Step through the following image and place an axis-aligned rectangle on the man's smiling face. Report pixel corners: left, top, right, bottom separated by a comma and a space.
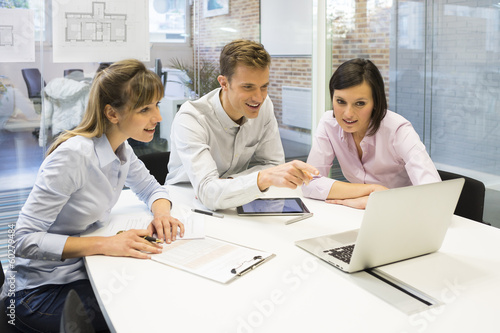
218, 64, 270, 123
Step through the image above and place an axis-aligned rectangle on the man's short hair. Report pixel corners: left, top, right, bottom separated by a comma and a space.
220, 39, 271, 82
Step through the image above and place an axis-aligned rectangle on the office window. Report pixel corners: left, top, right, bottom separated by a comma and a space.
150, 0, 189, 43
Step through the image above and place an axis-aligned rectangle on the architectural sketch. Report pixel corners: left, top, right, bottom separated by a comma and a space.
52, 0, 148, 63
65, 2, 127, 43
0, 9, 35, 62
0, 26, 14, 47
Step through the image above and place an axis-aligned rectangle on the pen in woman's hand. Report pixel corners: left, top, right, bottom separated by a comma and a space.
143, 235, 163, 243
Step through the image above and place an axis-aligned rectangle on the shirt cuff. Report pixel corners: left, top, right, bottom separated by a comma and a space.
39, 233, 69, 261
239, 171, 266, 198
302, 176, 336, 201
147, 190, 171, 210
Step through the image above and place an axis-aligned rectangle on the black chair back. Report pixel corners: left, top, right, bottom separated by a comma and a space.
138, 152, 170, 185
60, 289, 95, 333
64, 69, 84, 78
21, 68, 46, 99
438, 170, 486, 224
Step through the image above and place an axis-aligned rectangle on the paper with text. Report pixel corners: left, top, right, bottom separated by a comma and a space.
151, 237, 274, 283
107, 208, 205, 240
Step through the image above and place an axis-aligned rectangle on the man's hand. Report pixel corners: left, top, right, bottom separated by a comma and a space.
257, 160, 319, 191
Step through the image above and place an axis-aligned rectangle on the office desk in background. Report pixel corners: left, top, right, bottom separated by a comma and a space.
84, 184, 500, 333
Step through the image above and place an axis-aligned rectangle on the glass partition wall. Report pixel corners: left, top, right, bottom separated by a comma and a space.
325, 0, 500, 226
191, 0, 314, 162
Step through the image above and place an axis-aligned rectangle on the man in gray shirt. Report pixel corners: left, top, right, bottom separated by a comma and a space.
166, 39, 318, 210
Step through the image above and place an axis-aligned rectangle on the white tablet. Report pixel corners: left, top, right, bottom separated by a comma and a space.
236, 198, 310, 216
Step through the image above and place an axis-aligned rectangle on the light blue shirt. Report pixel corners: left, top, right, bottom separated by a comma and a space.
1, 134, 170, 297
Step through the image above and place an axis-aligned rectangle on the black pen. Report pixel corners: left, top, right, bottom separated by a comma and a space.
144, 235, 163, 243
191, 208, 224, 218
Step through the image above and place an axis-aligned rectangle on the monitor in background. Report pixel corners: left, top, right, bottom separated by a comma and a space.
155, 58, 167, 86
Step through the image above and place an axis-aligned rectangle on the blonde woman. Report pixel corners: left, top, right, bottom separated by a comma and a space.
1, 59, 184, 332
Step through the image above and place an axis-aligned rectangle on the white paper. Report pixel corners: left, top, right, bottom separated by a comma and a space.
0, 9, 35, 62
51, 0, 149, 62
151, 237, 274, 284
106, 209, 205, 240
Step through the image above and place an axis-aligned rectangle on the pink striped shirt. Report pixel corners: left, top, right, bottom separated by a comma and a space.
302, 110, 441, 200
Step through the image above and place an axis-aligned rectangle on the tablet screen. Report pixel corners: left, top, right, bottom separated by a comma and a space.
237, 198, 310, 216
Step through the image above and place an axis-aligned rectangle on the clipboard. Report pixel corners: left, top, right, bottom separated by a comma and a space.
151, 237, 275, 283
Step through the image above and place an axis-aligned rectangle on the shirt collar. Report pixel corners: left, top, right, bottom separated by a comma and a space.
210, 88, 247, 132
94, 134, 127, 168
337, 119, 376, 147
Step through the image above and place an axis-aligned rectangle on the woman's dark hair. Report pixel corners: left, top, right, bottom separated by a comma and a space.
329, 58, 387, 135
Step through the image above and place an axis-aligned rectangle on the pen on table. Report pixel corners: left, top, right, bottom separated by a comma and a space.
191, 208, 224, 218
285, 213, 313, 225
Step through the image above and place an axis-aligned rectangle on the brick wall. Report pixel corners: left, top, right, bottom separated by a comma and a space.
330, 2, 392, 106
191, 0, 313, 130
192, 0, 392, 133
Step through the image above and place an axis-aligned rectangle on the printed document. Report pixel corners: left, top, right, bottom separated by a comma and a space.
151, 237, 274, 283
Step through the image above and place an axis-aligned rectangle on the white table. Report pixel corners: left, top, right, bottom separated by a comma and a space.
84, 184, 500, 332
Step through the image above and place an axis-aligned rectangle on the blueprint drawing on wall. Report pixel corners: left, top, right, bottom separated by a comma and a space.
52, 0, 149, 63
0, 9, 35, 62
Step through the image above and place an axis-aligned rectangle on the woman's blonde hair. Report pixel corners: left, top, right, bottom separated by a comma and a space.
47, 59, 164, 155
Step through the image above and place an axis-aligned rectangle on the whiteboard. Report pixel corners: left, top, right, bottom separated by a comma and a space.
260, 0, 312, 56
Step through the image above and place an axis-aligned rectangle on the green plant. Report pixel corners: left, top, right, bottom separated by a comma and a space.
169, 57, 220, 98
0, 81, 7, 106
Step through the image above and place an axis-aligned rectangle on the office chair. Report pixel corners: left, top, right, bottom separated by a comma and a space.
138, 151, 170, 185
438, 170, 487, 224
63, 69, 84, 78
96, 62, 113, 73
21, 68, 46, 115
60, 289, 95, 333
0, 261, 21, 332
21, 68, 45, 101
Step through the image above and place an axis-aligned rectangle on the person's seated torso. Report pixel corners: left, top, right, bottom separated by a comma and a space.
166, 88, 278, 185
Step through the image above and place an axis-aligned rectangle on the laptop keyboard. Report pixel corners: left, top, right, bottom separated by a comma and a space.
323, 244, 355, 264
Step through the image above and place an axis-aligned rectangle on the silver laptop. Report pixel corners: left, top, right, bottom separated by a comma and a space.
295, 178, 464, 273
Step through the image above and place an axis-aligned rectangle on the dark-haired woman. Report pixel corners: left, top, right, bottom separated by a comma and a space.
303, 58, 440, 209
